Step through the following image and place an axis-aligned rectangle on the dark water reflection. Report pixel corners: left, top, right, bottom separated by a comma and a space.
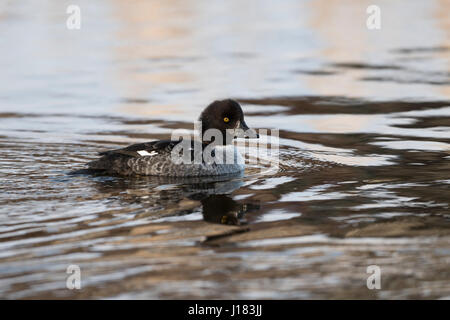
201, 195, 253, 226
0, 0, 449, 299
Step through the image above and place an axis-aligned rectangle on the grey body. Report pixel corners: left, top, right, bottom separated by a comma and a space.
87, 140, 245, 177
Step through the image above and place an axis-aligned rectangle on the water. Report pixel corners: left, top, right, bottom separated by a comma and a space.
0, 0, 449, 299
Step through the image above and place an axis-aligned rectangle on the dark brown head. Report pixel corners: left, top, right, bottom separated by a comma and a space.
199, 99, 258, 144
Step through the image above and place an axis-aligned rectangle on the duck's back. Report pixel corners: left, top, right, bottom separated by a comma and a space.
88, 140, 245, 177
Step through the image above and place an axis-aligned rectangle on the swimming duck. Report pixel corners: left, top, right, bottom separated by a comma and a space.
87, 99, 258, 176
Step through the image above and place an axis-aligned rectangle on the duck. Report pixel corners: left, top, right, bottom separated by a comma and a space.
87, 99, 259, 176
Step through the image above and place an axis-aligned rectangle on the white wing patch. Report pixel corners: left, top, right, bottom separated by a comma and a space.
137, 150, 158, 157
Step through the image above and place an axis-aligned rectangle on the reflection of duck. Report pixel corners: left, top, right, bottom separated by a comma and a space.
87, 99, 258, 176
201, 194, 259, 226
91, 171, 245, 198
77, 172, 259, 225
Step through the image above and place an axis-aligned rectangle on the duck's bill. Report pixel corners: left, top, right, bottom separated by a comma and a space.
234, 121, 259, 139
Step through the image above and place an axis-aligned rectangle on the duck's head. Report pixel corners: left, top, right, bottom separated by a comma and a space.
199, 99, 259, 144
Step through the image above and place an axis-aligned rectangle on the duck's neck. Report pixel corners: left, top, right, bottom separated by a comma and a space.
199, 131, 234, 147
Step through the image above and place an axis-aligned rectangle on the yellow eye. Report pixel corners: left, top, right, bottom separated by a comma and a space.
223, 117, 230, 123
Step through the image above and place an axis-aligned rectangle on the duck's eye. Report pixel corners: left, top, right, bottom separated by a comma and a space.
223, 117, 230, 123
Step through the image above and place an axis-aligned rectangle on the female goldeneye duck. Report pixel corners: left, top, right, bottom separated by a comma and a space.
87, 99, 259, 177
